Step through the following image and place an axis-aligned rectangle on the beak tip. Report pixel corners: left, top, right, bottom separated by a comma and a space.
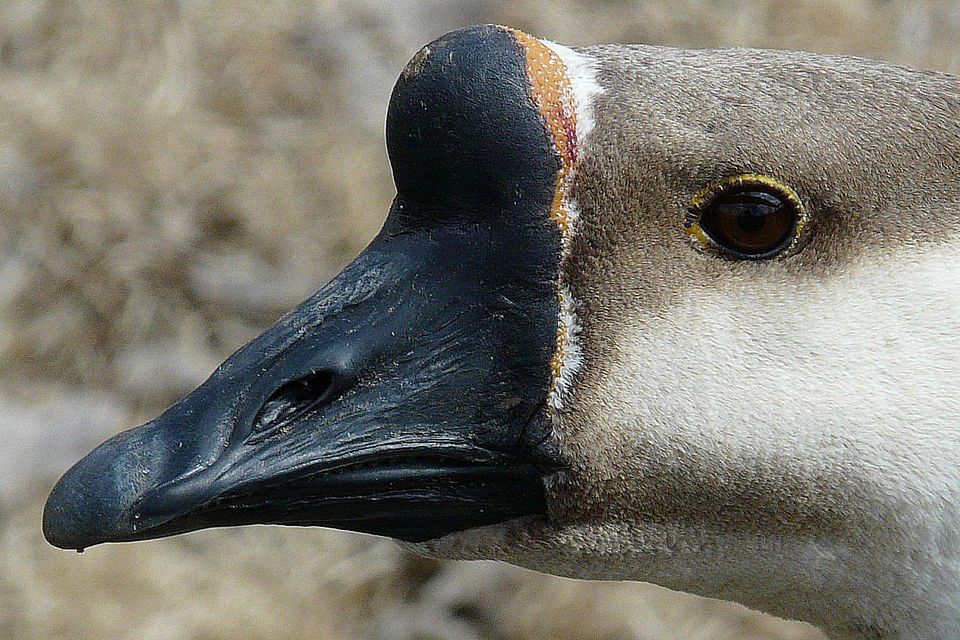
42, 472, 101, 550
41, 428, 148, 551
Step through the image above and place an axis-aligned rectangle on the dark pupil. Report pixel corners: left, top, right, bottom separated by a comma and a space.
700, 190, 795, 257
731, 209, 766, 233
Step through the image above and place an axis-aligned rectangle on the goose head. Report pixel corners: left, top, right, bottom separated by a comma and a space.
44, 25, 959, 639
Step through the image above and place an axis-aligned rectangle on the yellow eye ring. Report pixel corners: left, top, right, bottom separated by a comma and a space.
684, 174, 808, 260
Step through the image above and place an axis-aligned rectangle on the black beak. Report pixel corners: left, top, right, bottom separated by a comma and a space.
43, 229, 555, 549
44, 25, 564, 550
42, 413, 547, 547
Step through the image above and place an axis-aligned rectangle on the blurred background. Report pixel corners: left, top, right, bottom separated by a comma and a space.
1, 1, 957, 639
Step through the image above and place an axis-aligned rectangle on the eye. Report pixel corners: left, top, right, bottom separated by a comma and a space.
701, 190, 795, 257
686, 175, 805, 259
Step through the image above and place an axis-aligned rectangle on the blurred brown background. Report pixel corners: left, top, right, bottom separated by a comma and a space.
1, 1, 957, 639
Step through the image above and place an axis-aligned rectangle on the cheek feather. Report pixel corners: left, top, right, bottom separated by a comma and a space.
549, 286, 584, 411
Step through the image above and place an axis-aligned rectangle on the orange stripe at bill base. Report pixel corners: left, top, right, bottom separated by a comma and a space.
509, 29, 580, 241
507, 28, 585, 411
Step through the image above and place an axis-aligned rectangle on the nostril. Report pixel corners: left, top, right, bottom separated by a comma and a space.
252, 370, 335, 438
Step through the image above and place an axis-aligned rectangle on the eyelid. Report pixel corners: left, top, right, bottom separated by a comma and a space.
683, 173, 809, 259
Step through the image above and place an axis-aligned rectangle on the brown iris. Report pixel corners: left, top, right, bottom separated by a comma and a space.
698, 189, 798, 258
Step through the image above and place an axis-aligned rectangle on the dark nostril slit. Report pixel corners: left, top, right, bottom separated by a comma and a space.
252, 370, 334, 436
